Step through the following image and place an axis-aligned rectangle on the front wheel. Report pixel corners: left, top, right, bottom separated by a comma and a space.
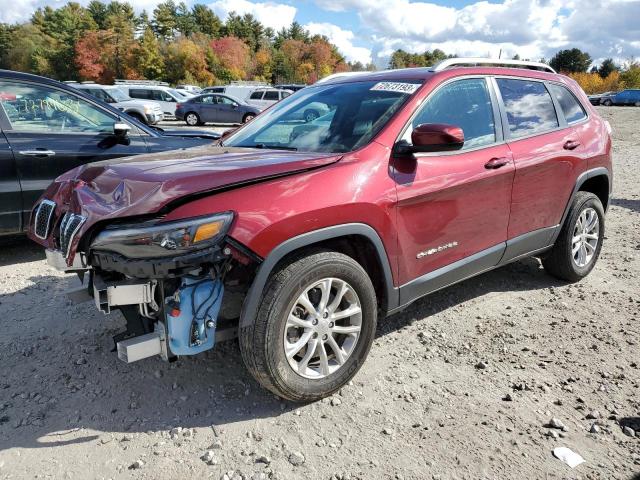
239, 251, 377, 402
243, 113, 255, 123
602, 99, 613, 106
542, 192, 605, 282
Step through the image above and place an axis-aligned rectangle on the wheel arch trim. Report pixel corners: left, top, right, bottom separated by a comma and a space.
238, 223, 399, 328
551, 166, 610, 244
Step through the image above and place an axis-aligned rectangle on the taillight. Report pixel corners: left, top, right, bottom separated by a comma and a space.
176, 103, 182, 109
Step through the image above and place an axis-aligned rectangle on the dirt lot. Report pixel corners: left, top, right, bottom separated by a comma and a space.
0, 107, 638, 480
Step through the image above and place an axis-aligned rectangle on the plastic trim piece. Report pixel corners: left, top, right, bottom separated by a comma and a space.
239, 223, 398, 327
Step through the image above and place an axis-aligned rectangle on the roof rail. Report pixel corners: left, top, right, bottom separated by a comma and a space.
432, 57, 556, 73
114, 79, 170, 86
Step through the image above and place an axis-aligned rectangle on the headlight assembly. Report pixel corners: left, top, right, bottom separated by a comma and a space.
91, 212, 233, 259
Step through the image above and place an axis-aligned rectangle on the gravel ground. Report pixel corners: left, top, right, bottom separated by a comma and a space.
0, 107, 638, 480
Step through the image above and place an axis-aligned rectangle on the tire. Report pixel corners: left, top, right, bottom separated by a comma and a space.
602, 99, 612, 106
635, 101, 640, 107
239, 251, 377, 402
303, 109, 319, 123
185, 112, 201, 126
542, 191, 605, 282
243, 113, 256, 123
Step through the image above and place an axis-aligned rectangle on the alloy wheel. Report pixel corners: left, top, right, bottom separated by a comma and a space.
284, 277, 362, 379
186, 113, 198, 126
572, 207, 600, 268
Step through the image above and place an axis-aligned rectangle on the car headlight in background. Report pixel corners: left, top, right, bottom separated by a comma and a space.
91, 212, 234, 258
143, 105, 156, 115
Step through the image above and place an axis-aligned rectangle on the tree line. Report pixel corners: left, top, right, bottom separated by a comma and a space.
388, 47, 640, 94
0, 1, 374, 86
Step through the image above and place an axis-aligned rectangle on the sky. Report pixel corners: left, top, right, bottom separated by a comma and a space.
2, 0, 640, 67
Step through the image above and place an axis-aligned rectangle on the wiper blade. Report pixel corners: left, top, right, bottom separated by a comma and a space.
248, 143, 298, 151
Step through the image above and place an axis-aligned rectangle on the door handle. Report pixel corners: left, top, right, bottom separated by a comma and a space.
563, 140, 580, 150
484, 157, 510, 169
19, 149, 56, 157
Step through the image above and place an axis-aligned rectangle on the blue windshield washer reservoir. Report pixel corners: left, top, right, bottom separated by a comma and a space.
166, 276, 223, 355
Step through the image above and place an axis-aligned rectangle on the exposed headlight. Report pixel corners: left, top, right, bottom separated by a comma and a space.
91, 212, 233, 259
143, 105, 155, 114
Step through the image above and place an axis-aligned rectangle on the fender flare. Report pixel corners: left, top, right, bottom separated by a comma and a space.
551, 166, 610, 243
238, 223, 399, 328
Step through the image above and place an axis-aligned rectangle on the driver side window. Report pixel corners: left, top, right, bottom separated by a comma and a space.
0, 81, 116, 134
404, 78, 496, 150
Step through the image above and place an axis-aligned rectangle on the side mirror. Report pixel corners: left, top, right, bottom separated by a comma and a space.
395, 123, 464, 155
114, 122, 131, 137
113, 122, 131, 145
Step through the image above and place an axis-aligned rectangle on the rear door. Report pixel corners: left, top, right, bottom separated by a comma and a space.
495, 77, 587, 250
0, 79, 148, 226
196, 95, 220, 122
247, 90, 265, 109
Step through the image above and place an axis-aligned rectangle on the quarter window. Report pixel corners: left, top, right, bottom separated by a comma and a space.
496, 78, 559, 138
547, 84, 586, 124
405, 78, 496, 150
0, 81, 116, 133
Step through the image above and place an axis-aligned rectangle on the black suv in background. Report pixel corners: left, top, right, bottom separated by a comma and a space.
0, 70, 220, 237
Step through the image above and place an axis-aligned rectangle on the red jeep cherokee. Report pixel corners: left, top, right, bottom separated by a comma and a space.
29, 59, 612, 402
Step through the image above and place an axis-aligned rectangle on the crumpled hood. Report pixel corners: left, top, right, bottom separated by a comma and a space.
29, 144, 341, 261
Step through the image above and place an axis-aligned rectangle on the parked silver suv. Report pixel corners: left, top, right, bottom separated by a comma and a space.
68, 83, 164, 125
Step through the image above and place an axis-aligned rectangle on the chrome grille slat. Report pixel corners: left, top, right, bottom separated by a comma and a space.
34, 200, 56, 239
59, 212, 86, 259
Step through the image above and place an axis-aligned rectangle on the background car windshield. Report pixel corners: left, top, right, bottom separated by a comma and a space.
224, 80, 422, 153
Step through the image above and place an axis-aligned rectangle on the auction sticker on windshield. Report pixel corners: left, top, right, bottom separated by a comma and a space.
370, 82, 420, 94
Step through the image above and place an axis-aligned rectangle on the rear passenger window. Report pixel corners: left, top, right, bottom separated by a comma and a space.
129, 89, 151, 100
496, 78, 558, 138
406, 78, 496, 150
250, 91, 263, 100
264, 90, 279, 101
547, 84, 587, 124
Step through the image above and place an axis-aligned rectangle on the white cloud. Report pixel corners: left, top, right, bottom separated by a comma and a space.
0, 0, 40, 23
305, 22, 372, 65
315, 0, 640, 66
209, 0, 297, 32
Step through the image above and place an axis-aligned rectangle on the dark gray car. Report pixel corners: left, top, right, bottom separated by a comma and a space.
175, 94, 261, 125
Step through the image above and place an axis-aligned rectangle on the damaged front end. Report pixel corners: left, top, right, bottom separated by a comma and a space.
33, 196, 259, 364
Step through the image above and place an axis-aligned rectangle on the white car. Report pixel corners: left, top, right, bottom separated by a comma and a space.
246, 88, 293, 110
68, 83, 164, 125
119, 85, 185, 119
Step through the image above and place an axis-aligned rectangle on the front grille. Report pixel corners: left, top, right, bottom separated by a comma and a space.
59, 212, 86, 258
34, 200, 56, 239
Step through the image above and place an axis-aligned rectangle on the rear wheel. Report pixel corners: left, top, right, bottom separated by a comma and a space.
239, 251, 377, 402
635, 101, 640, 107
542, 192, 604, 282
602, 99, 613, 106
243, 113, 256, 123
185, 112, 201, 126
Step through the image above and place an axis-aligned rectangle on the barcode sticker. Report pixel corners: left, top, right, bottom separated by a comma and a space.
370, 82, 420, 94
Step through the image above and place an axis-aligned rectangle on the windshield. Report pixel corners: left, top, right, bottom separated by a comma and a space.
170, 89, 186, 99
107, 87, 130, 102
224, 80, 422, 153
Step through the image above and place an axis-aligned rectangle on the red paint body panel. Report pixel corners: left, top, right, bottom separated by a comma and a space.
391, 144, 514, 283
28, 66, 612, 290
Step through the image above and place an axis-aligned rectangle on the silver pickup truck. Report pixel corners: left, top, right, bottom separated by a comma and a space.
67, 83, 164, 125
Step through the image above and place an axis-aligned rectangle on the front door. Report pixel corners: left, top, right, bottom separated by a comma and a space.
0, 80, 148, 226
0, 129, 21, 234
215, 95, 241, 123
391, 77, 514, 297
